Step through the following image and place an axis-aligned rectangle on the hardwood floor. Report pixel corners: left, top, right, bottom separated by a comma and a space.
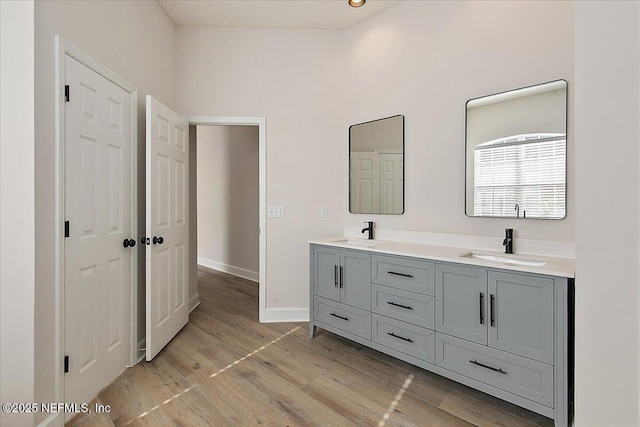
68, 267, 553, 427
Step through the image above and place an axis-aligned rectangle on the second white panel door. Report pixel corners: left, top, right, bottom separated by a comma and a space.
145, 95, 189, 361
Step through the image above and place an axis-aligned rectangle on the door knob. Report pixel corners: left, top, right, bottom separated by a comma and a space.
122, 238, 136, 248
152, 236, 164, 245
140, 236, 150, 245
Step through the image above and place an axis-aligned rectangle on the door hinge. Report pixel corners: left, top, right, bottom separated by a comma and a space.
64, 355, 69, 373
64, 85, 70, 102
64, 221, 70, 238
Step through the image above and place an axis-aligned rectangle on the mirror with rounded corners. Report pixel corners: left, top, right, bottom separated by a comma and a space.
349, 115, 404, 214
465, 80, 567, 219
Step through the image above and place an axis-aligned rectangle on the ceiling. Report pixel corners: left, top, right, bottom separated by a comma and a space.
158, 0, 402, 30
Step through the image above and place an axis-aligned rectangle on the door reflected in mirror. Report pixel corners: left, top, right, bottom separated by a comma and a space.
465, 80, 567, 219
350, 115, 404, 215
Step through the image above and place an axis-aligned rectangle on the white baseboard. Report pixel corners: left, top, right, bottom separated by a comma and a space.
189, 293, 200, 313
264, 307, 309, 323
136, 337, 146, 364
198, 257, 259, 282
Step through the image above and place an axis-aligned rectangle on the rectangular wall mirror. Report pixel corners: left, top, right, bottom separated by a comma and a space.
350, 115, 404, 214
465, 80, 567, 219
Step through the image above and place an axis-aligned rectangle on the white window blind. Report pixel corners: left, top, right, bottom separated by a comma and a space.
473, 133, 566, 218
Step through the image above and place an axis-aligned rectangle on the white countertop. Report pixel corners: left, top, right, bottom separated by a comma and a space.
309, 236, 575, 278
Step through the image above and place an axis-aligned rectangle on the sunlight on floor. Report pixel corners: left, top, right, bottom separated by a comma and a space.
377, 373, 414, 427
209, 326, 300, 379
124, 326, 300, 424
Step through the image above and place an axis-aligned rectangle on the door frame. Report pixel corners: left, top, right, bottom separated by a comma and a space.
188, 116, 267, 322
53, 35, 138, 418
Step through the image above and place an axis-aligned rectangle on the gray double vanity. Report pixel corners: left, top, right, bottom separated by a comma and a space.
310, 80, 573, 426
309, 239, 573, 426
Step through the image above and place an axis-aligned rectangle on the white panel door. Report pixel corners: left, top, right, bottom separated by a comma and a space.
379, 152, 403, 214
350, 152, 379, 213
64, 55, 133, 415
146, 95, 189, 361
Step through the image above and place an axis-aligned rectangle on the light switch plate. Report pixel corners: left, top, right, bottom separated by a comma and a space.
268, 206, 285, 218
319, 206, 328, 218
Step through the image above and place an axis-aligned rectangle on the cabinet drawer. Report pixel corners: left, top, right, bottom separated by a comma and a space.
314, 297, 371, 340
372, 314, 435, 363
372, 284, 434, 329
435, 333, 554, 408
372, 255, 435, 295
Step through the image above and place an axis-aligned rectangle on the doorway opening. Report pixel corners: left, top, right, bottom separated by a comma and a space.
189, 117, 266, 322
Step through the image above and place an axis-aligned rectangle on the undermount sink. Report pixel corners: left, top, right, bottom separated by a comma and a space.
336, 238, 382, 248
462, 253, 546, 267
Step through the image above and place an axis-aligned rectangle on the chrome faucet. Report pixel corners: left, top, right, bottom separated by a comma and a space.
515, 204, 520, 218
503, 228, 513, 254
361, 221, 374, 240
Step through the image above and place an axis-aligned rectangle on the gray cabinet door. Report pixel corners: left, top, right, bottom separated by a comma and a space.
488, 271, 554, 364
340, 249, 371, 310
435, 264, 488, 345
313, 246, 340, 302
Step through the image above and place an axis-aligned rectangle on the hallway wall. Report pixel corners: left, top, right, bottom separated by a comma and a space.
197, 125, 260, 281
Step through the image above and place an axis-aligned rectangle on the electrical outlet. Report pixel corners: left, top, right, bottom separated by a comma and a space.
268, 206, 285, 218
319, 206, 328, 218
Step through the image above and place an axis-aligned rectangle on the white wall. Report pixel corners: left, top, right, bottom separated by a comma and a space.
176, 1, 574, 315
343, 1, 574, 243
0, 2, 35, 426
350, 115, 403, 152
197, 126, 260, 281
574, 1, 640, 425
176, 27, 345, 314
34, 0, 175, 423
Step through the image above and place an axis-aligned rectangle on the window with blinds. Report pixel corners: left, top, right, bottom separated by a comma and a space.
473, 133, 566, 219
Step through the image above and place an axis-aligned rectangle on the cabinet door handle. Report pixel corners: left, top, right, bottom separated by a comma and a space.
339, 266, 343, 288
330, 312, 348, 321
387, 271, 413, 278
479, 292, 484, 324
334, 265, 338, 287
470, 360, 507, 374
387, 301, 413, 310
387, 332, 413, 343
490, 294, 495, 327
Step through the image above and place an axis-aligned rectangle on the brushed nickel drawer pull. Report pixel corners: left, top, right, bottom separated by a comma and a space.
470, 360, 507, 374
387, 332, 413, 343
387, 271, 413, 278
387, 301, 413, 310
330, 313, 348, 321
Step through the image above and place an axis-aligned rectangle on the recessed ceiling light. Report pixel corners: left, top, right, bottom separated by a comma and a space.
348, 0, 366, 8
